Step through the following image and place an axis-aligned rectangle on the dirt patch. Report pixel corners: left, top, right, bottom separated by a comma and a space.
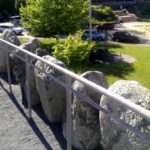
113, 53, 137, 63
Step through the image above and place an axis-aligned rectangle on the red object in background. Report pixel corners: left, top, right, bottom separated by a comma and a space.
95, 23, 115, 30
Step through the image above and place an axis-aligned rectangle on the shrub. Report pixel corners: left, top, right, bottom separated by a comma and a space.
92, 6, 117, 24
52, 34, 94, 66
39, 38, 65, 55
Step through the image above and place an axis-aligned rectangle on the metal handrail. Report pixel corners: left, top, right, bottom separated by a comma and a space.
0, 38, 150, 149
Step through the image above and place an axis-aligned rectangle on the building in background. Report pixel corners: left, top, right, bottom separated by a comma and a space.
92, 0, 145, 6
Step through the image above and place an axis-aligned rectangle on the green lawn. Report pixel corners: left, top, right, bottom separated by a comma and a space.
111, 43, 150, 89
80, 42, 150, 89
19, 37, 30, 44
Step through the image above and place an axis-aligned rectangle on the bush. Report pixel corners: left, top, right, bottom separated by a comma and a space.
92, 6, 117, 24
39, 38, 65, 55
52, 34, 94, 66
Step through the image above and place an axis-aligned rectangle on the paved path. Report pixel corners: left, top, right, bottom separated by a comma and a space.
0, 73, 66, 150
122, 22, 150, 36
114, 22, 150, 44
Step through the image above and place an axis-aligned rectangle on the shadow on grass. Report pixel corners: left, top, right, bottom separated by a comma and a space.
69, 41, 134, 79
71, 61, 135, 79
94, 41, 123, 49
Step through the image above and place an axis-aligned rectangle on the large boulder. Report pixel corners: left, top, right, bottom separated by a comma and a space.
24, 66, 41, 106
1, 29, 20, 46
100, 80, 150, 150
0, 30, 20, 72
10, 38, 41, 85
10, 50, 26, 86
63, 71, 108, 150
24, 48, 49, 106
10, 39, 42, 106
35, 48, 49, 57
0, 47, 8, 72
20, 38, 40, 53
35, 55, 67, 122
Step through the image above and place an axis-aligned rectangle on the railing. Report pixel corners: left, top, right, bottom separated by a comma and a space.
0, 38, 150, 149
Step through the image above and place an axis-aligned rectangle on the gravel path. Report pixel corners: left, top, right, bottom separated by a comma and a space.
0, 73, 66, 150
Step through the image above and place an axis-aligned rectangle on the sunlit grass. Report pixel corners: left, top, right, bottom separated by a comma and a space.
19, 37, 30, 44
103, 43, 150, 88
68, 42, 150, 89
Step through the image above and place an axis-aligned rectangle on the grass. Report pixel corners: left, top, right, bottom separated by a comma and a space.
67, 42, 150, 89
108, 43, 150, 89
39, 38, 66, 55
19, 37, 30, 44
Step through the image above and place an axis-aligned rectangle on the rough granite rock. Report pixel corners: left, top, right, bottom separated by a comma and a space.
24, 48, 49, 106
10, 38, 42, 105
100, 80, 150, 150
0, 30, 20, 72
63, 71, 108, 150
35, 48, 49, 57
24, 66, 41, 106
1, 29, 20, 46
10, 38, 41, 86
0, 47, 8, 72
20, 38, 40, 53
35, 55, 67, 122
10, 50, 26, 86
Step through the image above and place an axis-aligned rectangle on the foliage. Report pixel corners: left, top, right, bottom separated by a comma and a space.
20, 0, 88, 36
15, 0, 26, 11
137, 2, 150, 19
19, 37, 30, 44
39, 38, 65, 55
52, 34, 94, 66
92, 6, 117, 24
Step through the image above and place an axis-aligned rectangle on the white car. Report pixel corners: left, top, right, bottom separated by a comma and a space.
0, 22, 23, 35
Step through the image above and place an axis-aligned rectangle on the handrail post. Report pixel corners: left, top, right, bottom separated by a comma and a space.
6, 51, 12, 93
66, 75, 72, 150
41, 61, 44, 71
25, 54, 32, 118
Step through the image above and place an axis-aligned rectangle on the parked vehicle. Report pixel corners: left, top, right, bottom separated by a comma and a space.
0, 22, 23, 35
9, 15, 21, 26
9, 15, 21, 21
94, 23, 115, 30
82, 30, 106, 41
111, 31, 139, 43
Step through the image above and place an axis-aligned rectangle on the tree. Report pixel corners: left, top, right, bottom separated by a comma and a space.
20, 0, 88, 36
92, 6, 117, 24
15, 0, 26, 10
